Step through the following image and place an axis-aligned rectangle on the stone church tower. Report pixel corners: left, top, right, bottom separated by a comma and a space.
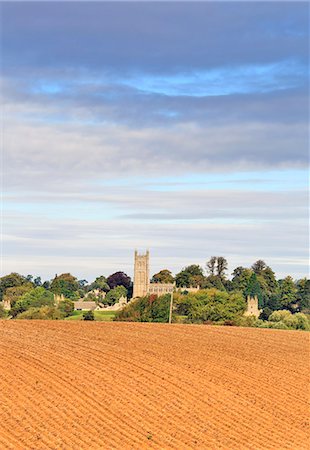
244, 295, 261, 318
133, 250, 150, 298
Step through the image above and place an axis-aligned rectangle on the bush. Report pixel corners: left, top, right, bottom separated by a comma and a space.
58, 299, 74, 317
267, 310, 309, 330
237, 315, 260, 328
177, 289, 246, 324
269, 310, 292, 322
16, 306, 63, 320
114, 294, 171, 323
105, 285, 127, 306
11, 287, 54, 317
294, 313, 310, 331
259, 307, 273, 321
269, 321, 289, 330
0, 303, 7, 319
83, 310, 94, 321
282, 314, 299, 329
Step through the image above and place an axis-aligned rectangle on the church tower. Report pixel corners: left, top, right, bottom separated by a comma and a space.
244, 295, 261, 318
133, 250, 150, 298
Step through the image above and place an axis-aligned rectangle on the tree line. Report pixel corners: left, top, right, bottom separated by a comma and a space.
0, 257, 309, 321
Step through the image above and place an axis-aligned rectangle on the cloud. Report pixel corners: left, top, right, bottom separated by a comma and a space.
1, 1, 309, 280
2, 2, 308, 73
3, 115, 308, 192
3, 211, 308, 281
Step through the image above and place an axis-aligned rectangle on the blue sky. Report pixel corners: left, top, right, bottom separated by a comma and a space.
1, 1, 309, 281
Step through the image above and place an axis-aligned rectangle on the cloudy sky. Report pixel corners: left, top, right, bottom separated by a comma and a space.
1, 1, 309, 282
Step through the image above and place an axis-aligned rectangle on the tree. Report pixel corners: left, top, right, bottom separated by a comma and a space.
259, 307, 273, 321
279, 276, 297, 310
151, 269, 174, 284
174, 289, 245, 323
244, 273, 263, 307
203, 275, 226, 291
114, 294, 172, 323
107, 272, 131, 290
83, 310, 94, 321
206, 256, 228, 279
175, 265, 204, 288
261, 267, 278, 294
0, 273, 28, 301
34, 277, 42, 287
50, 273, 79, 299
216, 257, 228, 280
105, 286, 127, 306
58, 299, 74, 317
89, 275, 110, 292
42, 280, 50, 289
231, 267, 252, 292
11, 287, 54, 318
296, 278, 310, 311
206, 257, 217, 276
252, 260, 267, 275
2, 283, 33, 308
78, 279, 88, 289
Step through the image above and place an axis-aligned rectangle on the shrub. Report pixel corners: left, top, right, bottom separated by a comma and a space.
16, 306, 63, 320
105, 285, 127, 306
114, 294, 172, 323
83, 310, 95, 321
256, 320, 271, 328
294, 313, 310, 331
11, 287, 54, 318
0, 303, 7, 319
58, 299, 74, 317
259, 307, 273, 321
282, 314, 299, 329
269, 321, 289, 330
183, 289, 246, 323
269, 310, 292, 322
267, 310, 309, 330
237, 315, 260, 328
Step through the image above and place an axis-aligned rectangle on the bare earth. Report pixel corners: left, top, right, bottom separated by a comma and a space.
0, 322, 309, 450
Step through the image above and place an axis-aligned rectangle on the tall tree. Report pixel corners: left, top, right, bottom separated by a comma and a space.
244, 273, 263, 307
0, 273, 28, 301
50, 273, 79, 299
2, 283, 33, 308
231, 267, 252, 292
279, 276, 297, 310
251, 260, 267, 275
107, 272, 131, 290
296, 278, 310, 310
151, 269, 174, 284
175, 265, 204, 288
34, 277, 42, 287
206, 257, 217, 276
216, 257, 228, 279
89, 275, 110, 292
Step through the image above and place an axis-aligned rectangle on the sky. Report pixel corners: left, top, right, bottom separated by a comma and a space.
1, 1, 309, 282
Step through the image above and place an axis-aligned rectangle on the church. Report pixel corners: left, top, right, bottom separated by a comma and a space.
133, 250, 175, 298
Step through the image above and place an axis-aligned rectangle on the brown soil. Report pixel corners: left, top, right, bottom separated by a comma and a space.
0, 321, 309, 449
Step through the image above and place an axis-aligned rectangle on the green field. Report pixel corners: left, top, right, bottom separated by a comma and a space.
65, 310, 116, 321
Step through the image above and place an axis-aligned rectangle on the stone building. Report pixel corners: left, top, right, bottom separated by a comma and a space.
133, 250, 175, 298
244, 295, 261, 318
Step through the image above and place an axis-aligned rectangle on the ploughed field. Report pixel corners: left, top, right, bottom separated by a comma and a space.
0, 322, 309, 450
